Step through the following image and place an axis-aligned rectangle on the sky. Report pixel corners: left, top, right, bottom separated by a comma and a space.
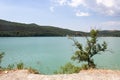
0, 0, 120, 32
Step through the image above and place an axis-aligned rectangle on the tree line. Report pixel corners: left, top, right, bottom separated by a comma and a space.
0, 19, 120, 37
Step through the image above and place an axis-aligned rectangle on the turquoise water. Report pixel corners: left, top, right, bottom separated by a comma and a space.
0, 37, 120, 74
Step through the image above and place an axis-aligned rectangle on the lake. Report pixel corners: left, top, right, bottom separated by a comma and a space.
0, 37, 120, 74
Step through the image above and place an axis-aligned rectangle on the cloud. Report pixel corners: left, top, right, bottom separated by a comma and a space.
93, 0, 120, 16
76, 11, 90, 16
50, 6, 54, 12
68, 0, 86, 7
53, 0, 68, 6
96, 0, 115, 7
51, 0, 120, 16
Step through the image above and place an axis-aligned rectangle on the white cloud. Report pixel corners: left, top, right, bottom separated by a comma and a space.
106, 10, 114, 16
76, 11, 90, 16
58, 0, 67, 5
94, 0, 119, 16
96, 0, 115, 7
68, 0, 86, 7
88, 0, 120, 16
51, 0, 120, 16
50, 6, 54, 12
53, 0, 68, 6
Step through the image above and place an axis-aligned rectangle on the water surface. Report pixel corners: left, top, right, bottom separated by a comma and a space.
0, 37, 120, 74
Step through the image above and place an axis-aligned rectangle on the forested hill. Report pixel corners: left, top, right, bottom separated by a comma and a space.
98, 30, 120, 37
0, 19, 120, 37
0, 19, 85, 37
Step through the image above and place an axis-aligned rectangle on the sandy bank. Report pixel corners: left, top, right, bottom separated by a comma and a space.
0, 69, 120, 80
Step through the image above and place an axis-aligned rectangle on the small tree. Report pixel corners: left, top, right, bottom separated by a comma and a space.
71, 29, 107, 68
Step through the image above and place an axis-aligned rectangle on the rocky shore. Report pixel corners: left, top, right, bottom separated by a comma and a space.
0, 69, 120, 80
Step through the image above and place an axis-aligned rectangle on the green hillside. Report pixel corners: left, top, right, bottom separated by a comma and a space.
98, 30, 120, 37
0, 19, 85, 37
0, 19, 120, 37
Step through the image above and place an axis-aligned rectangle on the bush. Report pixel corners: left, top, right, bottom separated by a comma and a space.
27, 67, 39, 74
54, 62, 81, 74
0, 52, 39, 74
80, 64, 89, 70
6, 64, 15, 70
0, 52, 4, 68
16, 62, 24, 69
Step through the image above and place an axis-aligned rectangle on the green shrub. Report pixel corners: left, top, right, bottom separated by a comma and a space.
54, 62, 81, 74
0, 52, 4, 68
6, 64, 15, 70
0, 52, 39, 74
80, 64, 89, 70
27, 67, 39, 74
16, 62, 24, 69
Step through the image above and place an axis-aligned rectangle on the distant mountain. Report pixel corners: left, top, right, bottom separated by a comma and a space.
0, 19, 85, 37
98, 30, 120, 37
0, 19, 120, 37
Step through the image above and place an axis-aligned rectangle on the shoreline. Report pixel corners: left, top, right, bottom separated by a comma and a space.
0, 69, 120, 80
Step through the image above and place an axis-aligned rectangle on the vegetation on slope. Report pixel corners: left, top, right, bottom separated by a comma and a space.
0, 52, 39, 74
0, 19, 120, 37
0, 19, 85, 37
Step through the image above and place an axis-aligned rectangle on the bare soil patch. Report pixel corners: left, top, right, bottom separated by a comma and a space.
0, 69, 120, 80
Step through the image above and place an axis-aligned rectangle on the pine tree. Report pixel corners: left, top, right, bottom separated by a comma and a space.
71, 29, 107, 68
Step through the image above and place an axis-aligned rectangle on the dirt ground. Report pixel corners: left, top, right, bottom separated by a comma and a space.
0, 69, 120, 80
